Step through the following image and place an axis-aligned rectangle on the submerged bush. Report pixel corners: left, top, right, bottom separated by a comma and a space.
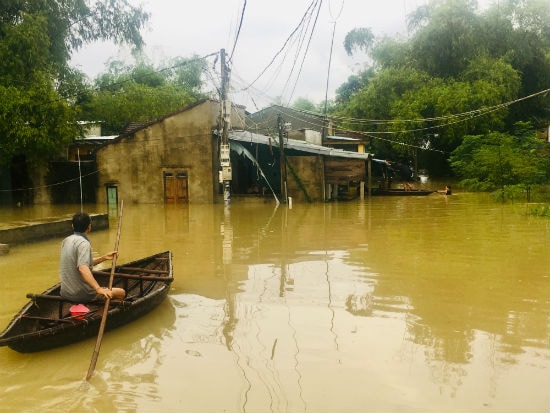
528, 204, 550, 218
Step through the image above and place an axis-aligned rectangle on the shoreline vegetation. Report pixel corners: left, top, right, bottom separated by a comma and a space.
527, 203, 550, 217
488, 184, 550, 217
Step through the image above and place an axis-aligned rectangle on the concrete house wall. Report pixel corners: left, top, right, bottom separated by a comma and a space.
286, 155, 324, 202
95, 100, 243, 204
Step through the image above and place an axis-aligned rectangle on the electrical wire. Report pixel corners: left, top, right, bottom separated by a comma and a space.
2, 3, 549, 175
228, 0, 247, 62
323, 0, 344, 114
239, 0, 320, 92
6, 84, 547, 193
283, 0, 324, 106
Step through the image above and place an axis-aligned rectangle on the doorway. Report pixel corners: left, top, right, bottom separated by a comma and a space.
164, 170, 188, 204
105, 184, 118, 216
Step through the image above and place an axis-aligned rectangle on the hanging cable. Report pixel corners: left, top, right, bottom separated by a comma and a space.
284, 0, 324, 105
323, 0, 344, 115
228, 0, 247, 62
240, 0, 320, 92
323, 21, 336, 117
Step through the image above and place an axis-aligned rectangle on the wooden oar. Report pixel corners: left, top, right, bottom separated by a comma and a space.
86, 200, 124, 381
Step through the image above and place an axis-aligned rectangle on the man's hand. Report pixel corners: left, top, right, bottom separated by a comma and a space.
93, 251, 118, 265
103, 251, 118, 261
96, 287, 113, 299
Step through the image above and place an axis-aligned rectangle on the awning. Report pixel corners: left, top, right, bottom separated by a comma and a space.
229, 130, 377, 160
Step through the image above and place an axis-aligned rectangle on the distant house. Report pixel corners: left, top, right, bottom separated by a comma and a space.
243, 105, 375, 201
69, 136, 118, 161
229, 129, 372, 202
246, 104, 371, 150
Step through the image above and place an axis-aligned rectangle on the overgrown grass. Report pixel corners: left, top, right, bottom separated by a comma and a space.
484, 184, 549, 204
459, 181, 550, 217
528, 204, 550, 217
495, 184, 550, 217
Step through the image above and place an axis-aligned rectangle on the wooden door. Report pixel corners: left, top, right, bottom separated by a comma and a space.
164, 172, 176, 203
175, 172, 188, 203
164, 171, 188, 204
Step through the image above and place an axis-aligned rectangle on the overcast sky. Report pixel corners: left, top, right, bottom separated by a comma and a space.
71, 0, 493, 110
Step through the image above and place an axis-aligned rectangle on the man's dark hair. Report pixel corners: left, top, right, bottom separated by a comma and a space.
72, 212, 91, 232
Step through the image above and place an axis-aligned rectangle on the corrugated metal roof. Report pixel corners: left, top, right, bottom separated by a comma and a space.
325, 135, 360, 141
229, 130, 373, 160
80, 136, 118, 140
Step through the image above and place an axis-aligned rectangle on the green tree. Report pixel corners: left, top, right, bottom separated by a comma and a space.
334, 68, 375, 106
292, 97, 317, 112
343, 27, 375, 56
336, 67, 431, 159
0, 0, 149, 166
370, 37, 411, 70
335, 0, 550, 178
449, 123, 549, 195
390, 56, 521, 151
166, 56, 207, 97
80, 59, 206, 135
407, 0, 480, 77
0, 75, 75, 164
478, 0, 550, 124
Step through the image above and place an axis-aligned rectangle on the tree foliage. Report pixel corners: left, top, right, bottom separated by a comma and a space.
0, 0, 149, 166
292, 97, 317, 112
449, 122, 549, 191
0, 76, 75, 165
80, 57, 207, 135
343, 28, 375, 56
333, 0, 550, 179
408, 0, 480, 77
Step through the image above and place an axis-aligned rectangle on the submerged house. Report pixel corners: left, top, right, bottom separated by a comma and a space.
94, 99, 245, 205
241, 105, 376, 202
52, 100, 382, 206
229, 130, 372, 202
3, 100, 388, 207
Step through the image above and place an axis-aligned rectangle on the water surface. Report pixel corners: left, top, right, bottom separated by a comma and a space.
0, 193, 549, 412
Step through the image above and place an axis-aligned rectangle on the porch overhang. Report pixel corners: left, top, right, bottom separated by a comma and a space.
229, 130, 379, 161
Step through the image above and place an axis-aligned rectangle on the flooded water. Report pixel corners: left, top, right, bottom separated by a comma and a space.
0, 193, 549, 413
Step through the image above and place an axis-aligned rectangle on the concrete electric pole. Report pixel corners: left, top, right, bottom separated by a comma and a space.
278, 114, 288, 203
219, 49, 232, 204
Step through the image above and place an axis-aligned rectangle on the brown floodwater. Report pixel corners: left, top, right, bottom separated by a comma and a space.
0, 193, 549, 413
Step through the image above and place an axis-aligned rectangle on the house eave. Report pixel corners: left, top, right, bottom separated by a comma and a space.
230, 130, 373, 160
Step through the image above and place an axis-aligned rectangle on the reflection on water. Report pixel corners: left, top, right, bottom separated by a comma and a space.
0, 194, 549, 412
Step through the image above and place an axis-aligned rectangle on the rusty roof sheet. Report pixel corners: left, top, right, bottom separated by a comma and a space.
229, 130, 386, 162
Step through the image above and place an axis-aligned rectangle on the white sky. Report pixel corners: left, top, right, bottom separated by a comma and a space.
71, 0, 493, 110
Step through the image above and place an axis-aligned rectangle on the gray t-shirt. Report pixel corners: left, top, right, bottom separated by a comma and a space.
59, 233, 96, 302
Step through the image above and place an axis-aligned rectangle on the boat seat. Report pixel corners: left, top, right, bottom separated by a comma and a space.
26, 294, 127, 318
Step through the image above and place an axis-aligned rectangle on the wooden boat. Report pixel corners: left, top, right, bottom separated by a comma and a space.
372, 188, 434, 196
0, 251, 173, 353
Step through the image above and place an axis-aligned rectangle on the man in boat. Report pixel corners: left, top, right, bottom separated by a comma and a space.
395, 162, 414, 191
59, 212, 126, 303
437, 185, 452, 195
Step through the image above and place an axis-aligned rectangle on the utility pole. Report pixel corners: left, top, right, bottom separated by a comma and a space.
278, 114, 287, 203
219, 49, 232, 204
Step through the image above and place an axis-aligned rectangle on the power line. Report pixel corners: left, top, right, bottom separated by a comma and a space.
238, 87, 550, 153
239, 0, 321, 92
284, 0, 324, 106
228, 0, 247, 62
